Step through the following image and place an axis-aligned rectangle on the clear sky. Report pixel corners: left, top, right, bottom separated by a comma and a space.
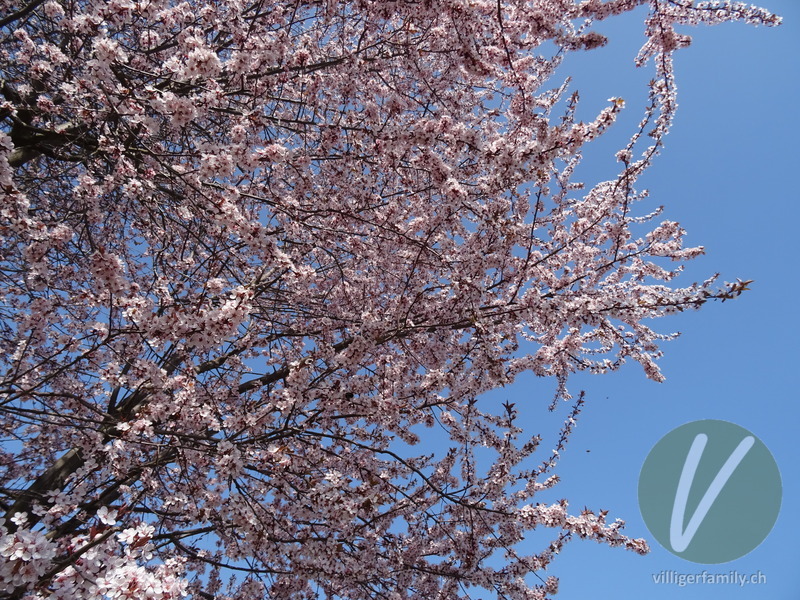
489, 2, 799, 598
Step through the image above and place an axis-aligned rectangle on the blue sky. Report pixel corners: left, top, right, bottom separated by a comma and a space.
490, 2, 799, 598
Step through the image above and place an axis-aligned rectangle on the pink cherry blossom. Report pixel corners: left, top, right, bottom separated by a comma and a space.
0, 1, 779, 598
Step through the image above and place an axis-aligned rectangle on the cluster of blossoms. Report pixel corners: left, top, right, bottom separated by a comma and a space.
0, 0, 779, 598
0, 516, 56, 592
0, 514, 185, 599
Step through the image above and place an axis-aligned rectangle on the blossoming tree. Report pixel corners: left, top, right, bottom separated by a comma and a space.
0, 0, 779, 598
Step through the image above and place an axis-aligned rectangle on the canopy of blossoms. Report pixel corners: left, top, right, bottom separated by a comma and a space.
0, 0, 778, 598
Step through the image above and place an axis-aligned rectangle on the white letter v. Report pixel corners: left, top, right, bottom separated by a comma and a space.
670, 433, 755, 553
